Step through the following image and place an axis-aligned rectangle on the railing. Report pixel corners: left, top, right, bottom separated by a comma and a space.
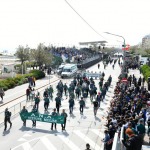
120, 127, 126, 150
0, 77, 61, 126
112, 127, 126, 150
0, 99, 32, 126
82, 55, 100, 64
112, 132, 121, 150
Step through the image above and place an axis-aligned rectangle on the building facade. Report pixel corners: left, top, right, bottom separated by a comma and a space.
142, 34, 150, 49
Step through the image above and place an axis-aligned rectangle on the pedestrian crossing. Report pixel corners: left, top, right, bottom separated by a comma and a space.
12, 128, 105, 150
40, 136, 57, 150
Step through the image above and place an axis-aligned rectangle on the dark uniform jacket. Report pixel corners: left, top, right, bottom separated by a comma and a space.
122, 135, 142, 150
5, 111, 11, 119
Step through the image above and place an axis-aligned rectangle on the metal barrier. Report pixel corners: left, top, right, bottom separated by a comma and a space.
0, 99, 32, 125
83, 71, 102, 79
0, 76, 67, 126
112, 127, 126, 150
120, 127, 126, 150
79, 57, 101, 69
82, 55, 100, 64
112, 132, 121, 150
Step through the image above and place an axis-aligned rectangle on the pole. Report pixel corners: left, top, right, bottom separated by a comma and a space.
123, 38, 126, 78
25, 61, 26, 74
29, 49, 31, 71
22, 64, 23, 75
49, 74, 50, 85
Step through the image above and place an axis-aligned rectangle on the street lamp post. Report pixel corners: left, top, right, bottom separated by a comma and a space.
49, 73, 50, 85
104, 32, 125, 47
104, 32, 126, 77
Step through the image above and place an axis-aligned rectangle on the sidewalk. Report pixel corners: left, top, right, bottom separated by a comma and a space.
128, 68, 150, 146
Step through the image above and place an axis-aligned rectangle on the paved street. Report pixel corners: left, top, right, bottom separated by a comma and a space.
0, 74, 62, 124
0, 61, 121, 150
0, 73, 59, 108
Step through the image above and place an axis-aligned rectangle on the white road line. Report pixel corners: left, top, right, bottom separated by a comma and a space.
90, 129, 104, 139
22, 143, 32, 150
23, 133, 31, 137
40, 136, 57, 150
58, 135, 81, 150
18, 138, 28, 142
73, 130, 101, 150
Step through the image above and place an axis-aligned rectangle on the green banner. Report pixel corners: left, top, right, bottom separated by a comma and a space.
20, 112, 64, 124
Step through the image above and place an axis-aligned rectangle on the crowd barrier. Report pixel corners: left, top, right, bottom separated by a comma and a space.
0, 99, 32, 126
0, 77, 59, 126
112, 127, 126, 150
77, 55, 102, 69
81, 70, 102, 80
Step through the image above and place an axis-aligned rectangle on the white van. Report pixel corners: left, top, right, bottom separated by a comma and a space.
56, 63, 65, 75
61, 64, 78, 78
139, 56, 149, 65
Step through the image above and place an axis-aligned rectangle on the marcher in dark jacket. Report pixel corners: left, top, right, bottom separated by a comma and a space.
122, 129, 142, 150
4, 108, 12, 131
96, 92, 102, 107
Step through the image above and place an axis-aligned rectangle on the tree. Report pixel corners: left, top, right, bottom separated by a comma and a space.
145, 48, 150, 56
15, 45, 30, 65
31, 43, 53, 67
129, 46, 136, 54
15, 45, 30, 74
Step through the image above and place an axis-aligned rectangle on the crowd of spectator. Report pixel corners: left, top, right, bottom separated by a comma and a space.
49, 46, 99, 62
103, 62, 150, 150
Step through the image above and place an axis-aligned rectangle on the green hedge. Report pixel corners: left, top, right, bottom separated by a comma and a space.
0, 70, 45, 91
141, 65, 150, 81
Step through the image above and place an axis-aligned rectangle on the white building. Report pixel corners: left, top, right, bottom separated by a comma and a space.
142, 34, 150, 49
0, 63, 16, 78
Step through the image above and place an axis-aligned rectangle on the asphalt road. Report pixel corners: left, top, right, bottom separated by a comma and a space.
0, 60, 121, 150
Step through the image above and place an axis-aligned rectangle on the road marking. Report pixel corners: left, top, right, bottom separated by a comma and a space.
18, 138, 28, 142
74, 130, 101, 150
23, 133, 31, 137
40, 136, 57, 150
57, 134, 81, 150
22, 142, 32, 150
90, 129, 104, 139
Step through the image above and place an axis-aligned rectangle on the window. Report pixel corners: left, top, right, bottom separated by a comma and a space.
63, 69, 71, 72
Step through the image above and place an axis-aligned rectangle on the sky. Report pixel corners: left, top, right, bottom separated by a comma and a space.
0, 0, 150, 53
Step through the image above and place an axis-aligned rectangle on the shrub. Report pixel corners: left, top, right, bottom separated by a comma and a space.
0, 70, 45, 91
141, 65, 150, 81
29, 70, 45, 79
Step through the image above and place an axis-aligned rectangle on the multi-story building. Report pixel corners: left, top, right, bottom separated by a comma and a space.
142, 34, 150, 49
